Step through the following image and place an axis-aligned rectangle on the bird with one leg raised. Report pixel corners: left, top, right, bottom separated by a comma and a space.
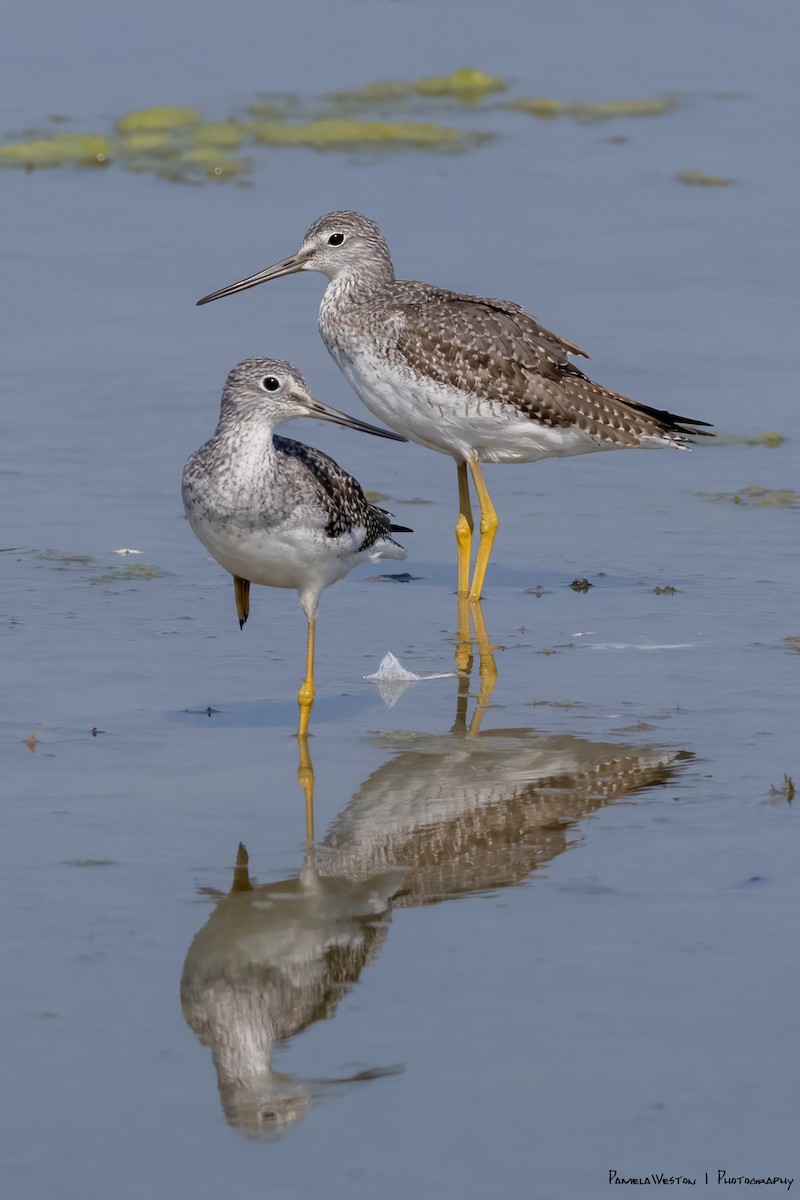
182, 357, 411, 736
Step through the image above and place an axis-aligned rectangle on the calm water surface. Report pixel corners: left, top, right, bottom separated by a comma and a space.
2, 1, 799, 1196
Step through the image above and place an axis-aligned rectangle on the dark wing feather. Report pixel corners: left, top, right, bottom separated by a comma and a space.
389, 283, 711, 445
275, 437, 408, 550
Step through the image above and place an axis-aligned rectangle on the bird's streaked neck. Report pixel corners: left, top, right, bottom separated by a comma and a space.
215, 403, 281, 448
322, 255, 395, 308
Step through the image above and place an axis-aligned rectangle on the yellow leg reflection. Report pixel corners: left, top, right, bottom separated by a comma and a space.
233, 575, 250, 630
467, 460, 498, 602
297, 617, 316, 739
455, 593, 473, 675
467, 599, 498, 737
297, 735, 315, 845
455, 461, 474, 600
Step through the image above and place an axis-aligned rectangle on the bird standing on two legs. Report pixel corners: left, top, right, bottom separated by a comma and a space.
198, 211, 711, 603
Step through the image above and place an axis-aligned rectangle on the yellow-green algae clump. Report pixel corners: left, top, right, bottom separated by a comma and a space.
0, 132, 110, 168
249, 117, 482, 149
180, 148, 248, 177
328, 68, 505, 104
191, 122, 244, 149
506, 96, 678, 122
115, 106, 202, 134
699, 486, 800, 507
676, 170, 733, 187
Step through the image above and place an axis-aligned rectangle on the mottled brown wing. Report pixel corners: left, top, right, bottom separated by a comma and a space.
391, 287, 710, 444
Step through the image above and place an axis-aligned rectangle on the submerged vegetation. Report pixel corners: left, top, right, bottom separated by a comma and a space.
505, 96, 678, 121
327, 68, 506, 106
699, 486, 800, 507
676, 169, 733, 187
0, 73, 743, 186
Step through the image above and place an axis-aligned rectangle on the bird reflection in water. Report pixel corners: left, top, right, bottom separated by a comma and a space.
181, 602, 691, 1138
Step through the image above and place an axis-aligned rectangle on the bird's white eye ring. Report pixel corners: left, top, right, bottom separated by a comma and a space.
262, 376, 280, 392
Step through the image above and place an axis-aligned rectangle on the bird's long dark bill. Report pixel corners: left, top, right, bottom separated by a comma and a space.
196, 253, 304, 305
309, 401, 406, 442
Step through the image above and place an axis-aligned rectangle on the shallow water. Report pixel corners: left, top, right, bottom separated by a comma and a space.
2, 1, 799, 1196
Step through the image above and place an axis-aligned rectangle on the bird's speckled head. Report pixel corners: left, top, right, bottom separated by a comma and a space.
296, 211, 394, 282
197, 211, 394, 306
217, 357, 406, 442
220, 357, 314, 424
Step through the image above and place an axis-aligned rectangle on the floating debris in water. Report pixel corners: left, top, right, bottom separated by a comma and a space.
365, 572, 421, 583
767, 775, 795, 804
506, 96, 678, 122
364, 651, 454, 707
676, 170, 733, 187
363, 490, 391, 503
328, 68, 506, 105
783, 636, 800, 653
114, 548, 143, 555
25, 731, 36, 752
698, 486, 800, 507
570, 577, 593, 592
653, 585, 679, 595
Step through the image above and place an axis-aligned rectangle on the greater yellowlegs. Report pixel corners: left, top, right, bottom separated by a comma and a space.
198, 211, 712, 601
182, 357, 410, 735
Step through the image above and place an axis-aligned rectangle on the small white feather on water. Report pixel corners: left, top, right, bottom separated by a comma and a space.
364, 652, 455, 708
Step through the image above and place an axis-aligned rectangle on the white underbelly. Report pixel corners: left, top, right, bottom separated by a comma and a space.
188, 515, 351, 592
330, 347, 612, 464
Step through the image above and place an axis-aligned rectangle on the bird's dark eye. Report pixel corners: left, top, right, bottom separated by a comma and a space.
327, 232, 345, 246
262, 376, 280, 392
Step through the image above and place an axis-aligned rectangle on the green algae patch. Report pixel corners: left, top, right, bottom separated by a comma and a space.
91, 563, 170, 583
506, 96, 678, 122
712, 431, 786, 449
118, 132, 179, 157
328, 68, 505, 105
115, 106, 202, 135
0, 133, 110, 168
180, 148, 248, 177
37, 550, 94, 565
699, 486, 800, 507
191, 122, 244, 149
677, 170, 733, 187
249, 117, 482, 149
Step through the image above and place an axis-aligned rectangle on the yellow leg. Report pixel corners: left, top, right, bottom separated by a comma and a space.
297, 735, 315, 844
467, 460, 499, 602
467, 599, 499, 737
456, 461, 474, 599
233, 575, 250, 630
297, 617, 316, 738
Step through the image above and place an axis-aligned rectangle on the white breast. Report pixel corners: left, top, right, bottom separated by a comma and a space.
328, 343, 608, 465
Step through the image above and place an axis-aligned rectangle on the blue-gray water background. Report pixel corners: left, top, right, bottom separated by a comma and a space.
2, 1, 799, 1196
